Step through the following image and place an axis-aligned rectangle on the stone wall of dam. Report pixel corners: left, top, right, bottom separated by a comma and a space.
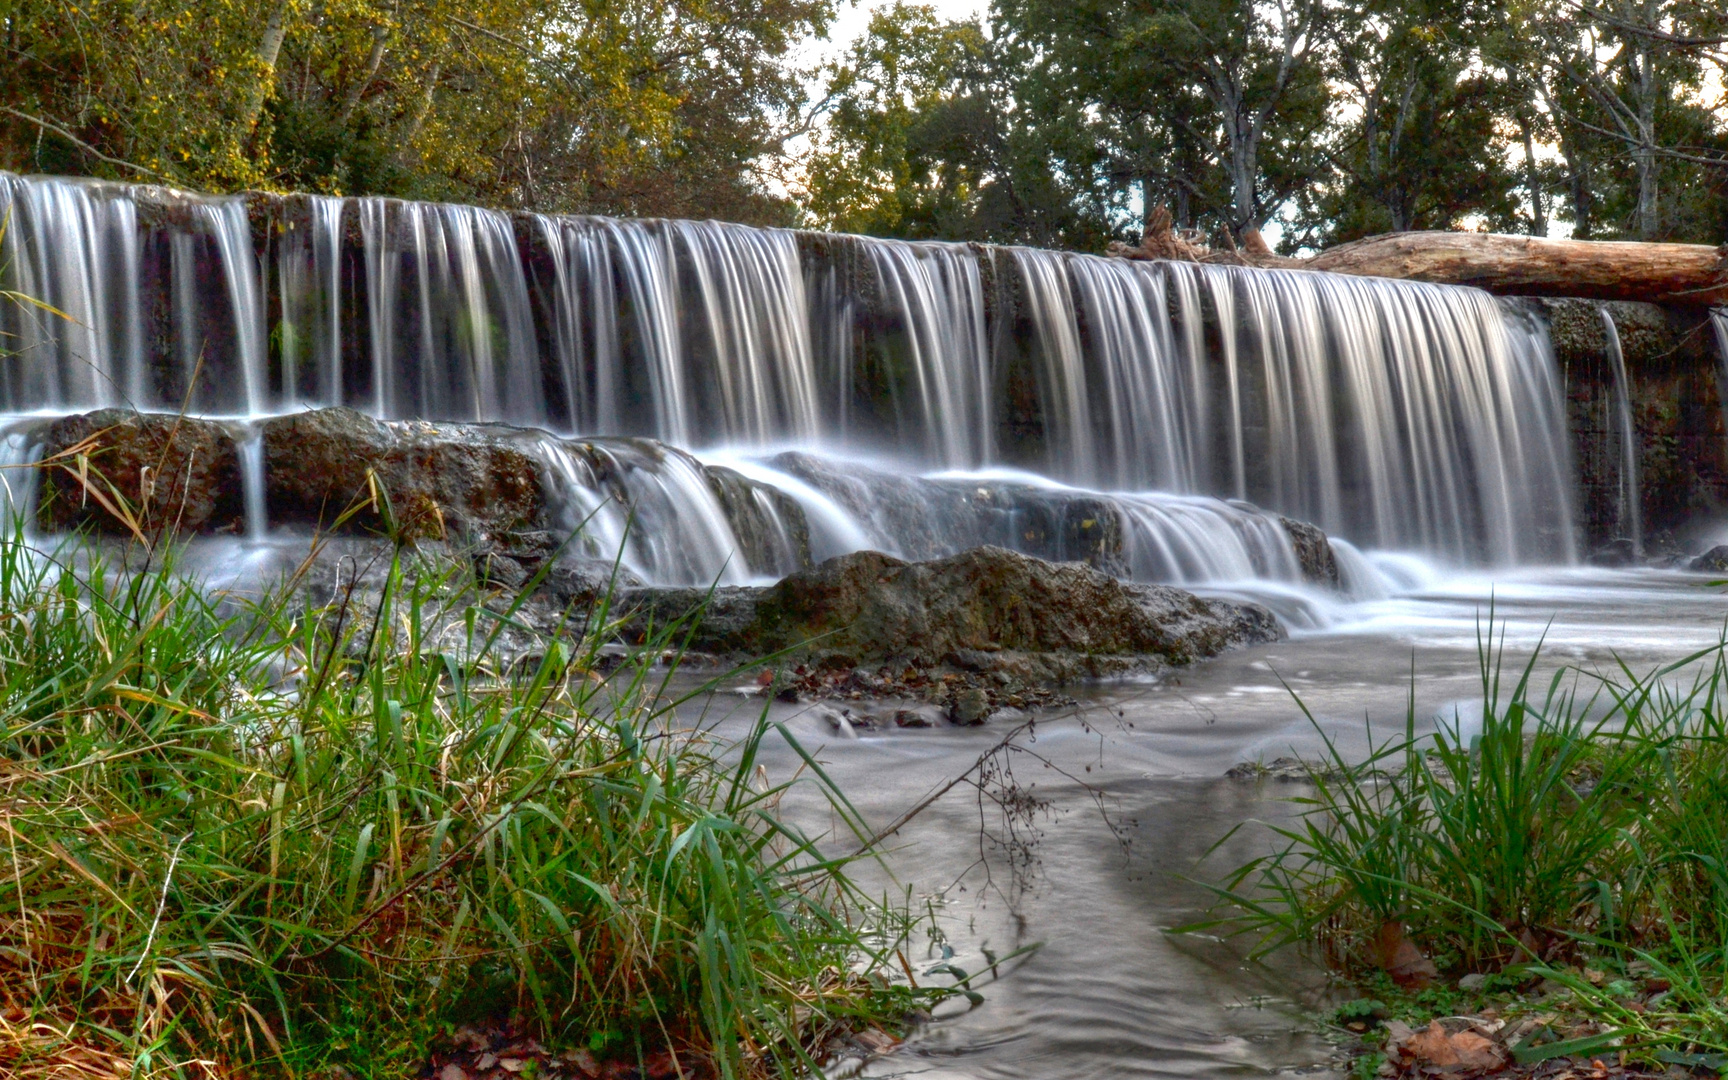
1523, 298, 1728, 553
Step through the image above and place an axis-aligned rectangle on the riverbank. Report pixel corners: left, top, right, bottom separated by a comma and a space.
0, 534, 951, 1079
1201, 627, 1728, 1078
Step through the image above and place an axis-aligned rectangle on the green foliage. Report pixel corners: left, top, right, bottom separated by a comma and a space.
801, 3, 1106, 246
1334, 997, 1388, 1022
0, 0, 1722, 248
1196, 628, 1728, 1058
809, 0, 1725, 248
0, 532, 935, 1076
0, 0, 830, 221
805, 4, 994, 237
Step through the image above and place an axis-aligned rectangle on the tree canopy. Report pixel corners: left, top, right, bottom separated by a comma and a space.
2, 0, 1724, 243
807, 0, 1727, 248
1, 0, 830, 222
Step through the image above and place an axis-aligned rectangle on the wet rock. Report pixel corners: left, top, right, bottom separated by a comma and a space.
1516, 297, 1727, 552
1281, 516, 1340, 587
537, 556, 645, 605
1689, 544, 1728, 572
813, 704, 860, 736
35, 410, 244, 535
623, 546, 1283, 677
260, 407, 544, 543
705, 465, 812, 575
1225, 757, 1312, 780
949, 686, 992, 725
1589, 537, 1640, 566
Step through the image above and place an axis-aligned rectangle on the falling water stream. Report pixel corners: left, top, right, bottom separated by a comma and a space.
1600, 309, 1643, 554
4, 171, 1726, 1076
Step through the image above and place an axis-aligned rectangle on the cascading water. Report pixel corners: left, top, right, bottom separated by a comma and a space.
1712, 308, 1728, 441
272, 195, 345, 408
1008, 251, 1574, 564
1600, 309, 1642, 554
0, 170, 1584, 587
528, 215, 820, 445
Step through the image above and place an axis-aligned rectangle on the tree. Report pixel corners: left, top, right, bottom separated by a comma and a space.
1515, 0, 1728, 240
803, 4, 998, 236
1281, 0, 1522, 248
0, 0, 833, 222
993, 0, 1332, 242
800, 2, 1108, 246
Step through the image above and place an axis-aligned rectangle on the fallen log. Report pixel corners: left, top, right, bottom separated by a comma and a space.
1109, 211, 1728, 306
1300, 231, 1728, 306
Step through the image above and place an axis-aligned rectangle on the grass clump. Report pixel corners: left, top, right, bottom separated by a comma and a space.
0, 532, 937, 1078
1199, 628, 1728, 1064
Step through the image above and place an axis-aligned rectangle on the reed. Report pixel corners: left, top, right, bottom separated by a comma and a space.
1197, 625, 1728, 1058
0, 529, 933, 1078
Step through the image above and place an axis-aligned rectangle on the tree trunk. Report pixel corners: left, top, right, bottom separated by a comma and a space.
242, 0, 292, 134
1295, 231, 1728, 305
337, 24, 389, 124
1521, 122, 1546, 237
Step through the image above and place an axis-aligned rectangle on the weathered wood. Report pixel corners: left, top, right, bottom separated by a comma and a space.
1298, 231, 1728, 306
1111, 213, 1728, 305
1112, 210, 1721, 304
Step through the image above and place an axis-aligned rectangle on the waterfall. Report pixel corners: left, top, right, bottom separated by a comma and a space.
535, 436, 801, 585
1009, 255, 1574, 564
529, 216, 819, 445
236, 423, 268, 541
861, 240, 993, 466
1600, 309, 1642, 554
1712, 309, 1728, 444
717, 451, 1305, 584
273, 195, 345, 408
0, 171, 1584, 582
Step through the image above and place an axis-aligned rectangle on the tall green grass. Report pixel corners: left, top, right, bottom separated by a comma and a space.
0, 530, 933, 1078
1199, 627, 1728, 1056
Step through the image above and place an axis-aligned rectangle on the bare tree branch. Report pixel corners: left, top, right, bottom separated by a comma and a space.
1, 107, 167, 180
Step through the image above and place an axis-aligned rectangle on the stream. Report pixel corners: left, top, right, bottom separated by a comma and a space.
674, 562, 1728, 1079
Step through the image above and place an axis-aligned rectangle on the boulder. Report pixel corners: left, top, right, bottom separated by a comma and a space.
35, 410, 243, 535
259, 407, 544, 543
1281, 516, 1340, 587
1690, 544, 1728, 573
1588, 537, 1640, 567
705, 465, 812, 575
623, 546, 1284, 672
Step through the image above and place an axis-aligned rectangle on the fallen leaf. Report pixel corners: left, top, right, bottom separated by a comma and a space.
1393, 1020, 1508, 1076
1376, 921, 1439, 989
854, 1027, 898, 1053
438, 1065, 468, 1080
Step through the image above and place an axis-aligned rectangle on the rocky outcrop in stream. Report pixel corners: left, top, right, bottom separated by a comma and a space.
260, 408, 544, 542
23, 407, 1346, 592
620, 545, 1284, 693
37, 411, 244, 534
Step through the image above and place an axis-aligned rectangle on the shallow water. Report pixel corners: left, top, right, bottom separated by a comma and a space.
675, 563, 1728, 1079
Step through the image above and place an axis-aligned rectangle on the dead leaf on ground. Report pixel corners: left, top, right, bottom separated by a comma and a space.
1386, 1019, 1508, 1076
1377, 921, 1440, 989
